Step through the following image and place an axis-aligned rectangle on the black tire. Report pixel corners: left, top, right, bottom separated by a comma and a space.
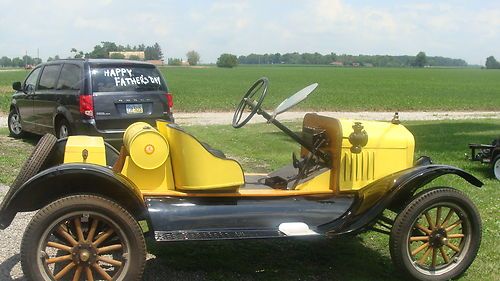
8, 108, 24, 138
21, 195, 146, 281
491, 155, 500, 180
390, 187, 481, 281
10, 133, 57, 188
56, 118, 72, 139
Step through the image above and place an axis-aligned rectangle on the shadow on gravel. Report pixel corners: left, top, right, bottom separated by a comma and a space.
0, 254, 25, 281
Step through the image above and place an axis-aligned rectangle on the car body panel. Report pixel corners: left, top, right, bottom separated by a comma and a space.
14, 66, 42, 131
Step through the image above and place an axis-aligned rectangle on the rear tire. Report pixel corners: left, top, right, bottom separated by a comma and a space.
8, 108, 24, 138
21, 195, 146, 281
491, 155, 500, 180
56, 118, 71, 139
390, 187, 481, 281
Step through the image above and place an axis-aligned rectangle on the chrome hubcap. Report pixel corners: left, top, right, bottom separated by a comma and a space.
494, 158, 500, 180
9, 113, 22, 134
59, 125, 68, 138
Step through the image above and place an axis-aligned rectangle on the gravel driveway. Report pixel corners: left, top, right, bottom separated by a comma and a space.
0, 184, 30, 280
1, 111, 499, 128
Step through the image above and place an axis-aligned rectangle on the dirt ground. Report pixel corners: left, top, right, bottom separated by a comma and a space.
1, 111, 498, 128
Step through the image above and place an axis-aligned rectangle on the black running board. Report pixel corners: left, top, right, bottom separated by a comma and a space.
146, 195, 354, 242
154, 229, 285, 242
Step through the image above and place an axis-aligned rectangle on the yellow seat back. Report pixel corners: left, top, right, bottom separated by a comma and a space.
156, 121, 244, 190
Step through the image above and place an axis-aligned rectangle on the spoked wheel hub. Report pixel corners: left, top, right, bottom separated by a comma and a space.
71, 243, 98, 266
428, 228, 448, 248
408, 204, 469, 272
40, 214, 128, 280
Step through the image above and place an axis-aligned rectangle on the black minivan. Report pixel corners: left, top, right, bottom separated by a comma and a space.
8, 59, 174, 143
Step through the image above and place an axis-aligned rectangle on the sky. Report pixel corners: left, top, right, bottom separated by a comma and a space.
0, 0, 499, 65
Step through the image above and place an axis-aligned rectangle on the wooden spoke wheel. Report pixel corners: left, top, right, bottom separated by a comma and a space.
21, 195, 146, 281
390, 187, 481, 281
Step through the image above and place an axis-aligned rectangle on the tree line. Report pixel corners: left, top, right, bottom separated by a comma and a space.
1, 46, 499, 69
0, 55, 42, 68
71, 41, 163, 60
237, 51, 468, 67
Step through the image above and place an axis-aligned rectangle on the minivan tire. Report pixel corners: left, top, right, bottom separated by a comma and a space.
8, 108, 24, 138
56, 118, 71, 139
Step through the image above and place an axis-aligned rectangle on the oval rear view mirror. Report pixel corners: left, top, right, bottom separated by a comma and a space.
12, 82, 22, 91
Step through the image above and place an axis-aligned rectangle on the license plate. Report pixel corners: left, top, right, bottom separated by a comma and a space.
126, 104, 143, 114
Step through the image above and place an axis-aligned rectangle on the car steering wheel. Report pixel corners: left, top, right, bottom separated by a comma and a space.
232, 77, 269, 128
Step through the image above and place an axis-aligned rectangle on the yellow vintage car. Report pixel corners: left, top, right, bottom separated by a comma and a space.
0, 78, 482, 281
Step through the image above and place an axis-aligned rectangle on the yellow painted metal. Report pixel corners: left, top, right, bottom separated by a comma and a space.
123, 122, 169, 170
156, 120, 244, 190
63, 136, 106, 166
121, 155, 175, 192
295, 170, 331, 192
120, 122, 175, 192
338, 119, 415, 191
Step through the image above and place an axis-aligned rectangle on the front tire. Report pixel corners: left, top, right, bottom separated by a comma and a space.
8, 108, 24, 138
390, 187, 481, 281
491, 155, 500, 180
21, 195, 146, 281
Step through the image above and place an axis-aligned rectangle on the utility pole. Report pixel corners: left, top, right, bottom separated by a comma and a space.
25, 50, 27, 67
37, 48, 39, 64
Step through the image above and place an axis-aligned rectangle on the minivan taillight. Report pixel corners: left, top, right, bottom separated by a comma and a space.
165, 92, 174, 108
79, 95, 94, 118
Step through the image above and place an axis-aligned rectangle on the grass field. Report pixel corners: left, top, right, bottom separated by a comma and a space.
0, 119, 498, 280
0, 66, 499, 114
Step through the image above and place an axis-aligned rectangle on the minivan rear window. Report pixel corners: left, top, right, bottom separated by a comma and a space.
91, 65, 166, 92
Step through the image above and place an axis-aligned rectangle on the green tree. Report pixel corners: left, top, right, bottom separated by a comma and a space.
217, 53, 238, 68
71, 48, 84, 59
128, 55, 141, 61
485, 56, 500, 69
87, 41, 117, 58
186, 50, 200, 65
145, 43, 163, 60
109, 53, 126, 59
153, 43, 163, 59
167, 58, 182, 66
33, 58, 42, 65
414, 51, 427, 67
12, 57, 24, 67
0, 56, 12, 67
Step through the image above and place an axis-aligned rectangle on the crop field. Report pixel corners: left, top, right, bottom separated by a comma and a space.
0, 119, 499, 280
0, 66, 499, 114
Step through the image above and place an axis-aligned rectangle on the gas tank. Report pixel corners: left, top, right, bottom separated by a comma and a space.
123, 122, 169, 170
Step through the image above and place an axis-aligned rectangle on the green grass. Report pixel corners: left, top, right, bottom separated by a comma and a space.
1, 66, 500, 114
0, 69, 30, 113
1, 119, 498, 280
0, 128, 38, 184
